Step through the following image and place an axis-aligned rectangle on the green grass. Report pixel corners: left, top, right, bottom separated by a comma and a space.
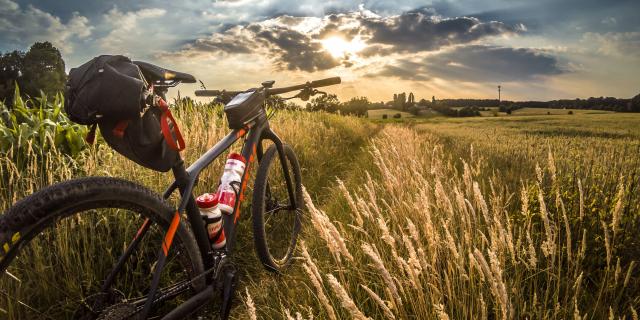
511, 107, 613, 116
366, 108, 414, 119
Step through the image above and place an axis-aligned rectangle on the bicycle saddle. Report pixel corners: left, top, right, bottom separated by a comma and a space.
133, 61, 197, 84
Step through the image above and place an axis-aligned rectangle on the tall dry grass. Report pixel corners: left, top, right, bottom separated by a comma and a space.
242, 124, 638, 319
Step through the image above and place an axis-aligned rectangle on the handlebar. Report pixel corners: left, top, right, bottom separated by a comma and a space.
194, 77, 341, 97
267, 77, 341, 95
194, 89, 243, 97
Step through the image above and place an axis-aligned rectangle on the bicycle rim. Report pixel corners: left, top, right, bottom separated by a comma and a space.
262, 147, 302, 265
0, 206, 197, 319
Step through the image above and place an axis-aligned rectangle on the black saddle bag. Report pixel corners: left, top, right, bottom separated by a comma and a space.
65, 55, 145, 124
65, 55, 184, 172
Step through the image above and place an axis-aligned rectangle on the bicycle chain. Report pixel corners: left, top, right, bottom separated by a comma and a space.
96, 303, 137, 320
97, 254, 229, 319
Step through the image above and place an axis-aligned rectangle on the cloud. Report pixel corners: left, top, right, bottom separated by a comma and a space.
356, 9, 520, 53
0, 0, 92, 53
581, 32, 640, 59
166, 8, 521, 73
163, 16, 341, 72
255, 25, 341, 71
370, 45, 565, 82
99, 8, 167, 52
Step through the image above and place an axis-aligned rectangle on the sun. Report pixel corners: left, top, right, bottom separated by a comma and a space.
320, 36, 366, 58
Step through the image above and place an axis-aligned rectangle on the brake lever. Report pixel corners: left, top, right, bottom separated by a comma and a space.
214, 96, 230, 104
214, 91, 234, 104
297, 88, 327, 101
297, 87, 313, 101
314, 90, 328, 97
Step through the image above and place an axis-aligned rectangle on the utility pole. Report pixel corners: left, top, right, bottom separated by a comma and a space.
498, 85, 501, 104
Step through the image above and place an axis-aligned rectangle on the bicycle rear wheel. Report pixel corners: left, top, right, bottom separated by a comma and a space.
0, 177, 205, 319
252, 144, 303, 272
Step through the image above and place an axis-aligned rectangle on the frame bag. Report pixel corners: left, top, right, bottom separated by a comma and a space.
65, 55, 184, 172
224, 90, 264, 129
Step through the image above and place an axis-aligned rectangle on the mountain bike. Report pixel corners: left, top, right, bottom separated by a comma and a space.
0, 68, 341, 319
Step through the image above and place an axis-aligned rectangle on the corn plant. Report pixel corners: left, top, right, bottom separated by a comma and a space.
0, 86, 87, 164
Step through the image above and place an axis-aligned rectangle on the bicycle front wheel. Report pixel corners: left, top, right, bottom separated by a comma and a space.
252, 144, 303, 273
0, 177, 205, 319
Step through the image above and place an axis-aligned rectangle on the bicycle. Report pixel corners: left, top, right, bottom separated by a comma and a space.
0, 61, 341, 319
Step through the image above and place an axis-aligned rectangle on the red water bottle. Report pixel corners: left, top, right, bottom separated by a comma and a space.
216, 153, 246, 214
196, 193, 226, 249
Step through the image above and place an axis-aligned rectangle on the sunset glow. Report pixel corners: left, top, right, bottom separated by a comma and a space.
320, 36, 366, 58
1, 1, 638, 101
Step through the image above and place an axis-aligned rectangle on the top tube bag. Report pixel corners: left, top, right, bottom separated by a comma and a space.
65, 55, 183, 172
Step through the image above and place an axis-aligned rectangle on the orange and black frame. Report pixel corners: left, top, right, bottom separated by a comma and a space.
98, 77, 338, 320
101, 102, 296, 320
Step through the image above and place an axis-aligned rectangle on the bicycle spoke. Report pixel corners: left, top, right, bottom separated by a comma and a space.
4, 270, 20, 283
265, 204, 289, 215
2, 214, 195, 318
7, 262, 81, 304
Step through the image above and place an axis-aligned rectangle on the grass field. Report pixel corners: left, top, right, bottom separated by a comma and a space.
511, 107, 614, 116
369, 106, 610, 119
367, 108, 414, 119
1, 97, 639, 319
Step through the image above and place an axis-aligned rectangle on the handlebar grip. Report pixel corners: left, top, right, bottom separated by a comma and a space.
194, 90, 222, 97
310, 77, 341, 88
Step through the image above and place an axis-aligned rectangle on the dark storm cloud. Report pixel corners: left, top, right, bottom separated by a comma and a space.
372, 45, 564, 82
357, 9, 519, 54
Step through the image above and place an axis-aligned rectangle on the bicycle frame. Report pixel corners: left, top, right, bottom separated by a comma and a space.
103, 103, 298, 319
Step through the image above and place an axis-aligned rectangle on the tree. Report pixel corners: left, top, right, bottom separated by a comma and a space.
0, 42, 66, 104
0, 50, 25, 103
393, 92, 406, 110
457, 106, 480, 117
630, 93, 640, 112
21, 42, 66, 99
341, 96, 370, 116
309, 94, 339, 112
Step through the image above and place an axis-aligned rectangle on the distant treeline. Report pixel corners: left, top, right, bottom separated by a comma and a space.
431, 96, 640, 112
298, 93, 640, 118
431, 104, 481, 117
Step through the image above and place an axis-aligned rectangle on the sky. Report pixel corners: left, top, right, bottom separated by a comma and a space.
1, 0, 639, 102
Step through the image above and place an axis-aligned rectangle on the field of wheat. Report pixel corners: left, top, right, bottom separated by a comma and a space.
1, 97, 639, 319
